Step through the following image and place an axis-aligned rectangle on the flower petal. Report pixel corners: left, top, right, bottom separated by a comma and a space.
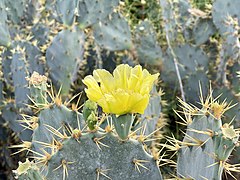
85, 88, 103, 102
140, 73, 159, 94
97, 96, 111, 113
113, 64, 131, 89
130, 94, 149, 114
128, 65, 143, 91
93, 69, 114, 93
109, 89, 130, 115
83, 64, 159, 115
82, 75, 100, 89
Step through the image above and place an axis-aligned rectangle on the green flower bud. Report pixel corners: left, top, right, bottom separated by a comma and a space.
86, 111, 98, 130
83, 100, 98, 121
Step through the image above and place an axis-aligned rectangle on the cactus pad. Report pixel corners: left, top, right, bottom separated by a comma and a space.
46, 27, 85, 95
93, 13, 132, 51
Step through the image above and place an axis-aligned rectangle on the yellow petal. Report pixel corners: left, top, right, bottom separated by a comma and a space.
97, 96, 111, 113
82, 75, 100, 90
130, 94, 149, 114
128, 65, 143, 91
93, 69, 114, 93
113, 64, 131, 89
140, 73, 159, 94
85, 88, 103, 102
109, 89, 130, 115
83, 64, 159, 115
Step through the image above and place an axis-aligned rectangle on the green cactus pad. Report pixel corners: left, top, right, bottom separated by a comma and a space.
4, 0, 27, 24
212, 0, 240, 35
183, 70, 209, 103
0, 1, 11, 47
31, 23, 50, 46
161, 50, 179, 87
10, 41, 44, 107
93, 12, 132, 51
134, 21, 163, 65
177, 108, 239, 179
11, 51, 30, 108
162, 44, 209, 101
77, 0, 119, 28
18, 42, 45, 74
46, 133, 162, 180
177, 114, 221, 180
175, 0, 191, 30
2, 49, 13, 86
174, 44, 209, 76
160, 0, 177, 42
221, 16, 240, 61
1, 102, 32, 141
46, 26, 85, 95
193, 18, 216, 46
32, 104, 83, 152
56, 0, 77, 26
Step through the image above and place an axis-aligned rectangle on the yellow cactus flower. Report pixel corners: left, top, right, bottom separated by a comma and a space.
83, 64, 159, 115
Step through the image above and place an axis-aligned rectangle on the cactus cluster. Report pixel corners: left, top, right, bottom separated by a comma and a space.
0, 0, 239, 179
13, 71, 163, 180
176, 92, 239, 179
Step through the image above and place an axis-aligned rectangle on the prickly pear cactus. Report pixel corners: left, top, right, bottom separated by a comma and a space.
13, 71, 163, 180
46, 26, 85, 95
11, 41, 45, 106
212, 0, 240, 35
4, 0, 28, 24
77, 0, 119, 28
160, 0, 177, 42
192, 18, 216, 46
3, 0, 240, 179
93, 12, 132, 51
55, 0, 77, 26
177, 93, 239, 180
161, 44, 209, 102
31, 104, 83, 152
11, 47, 30, 108
47, 133, 162, 180
134, 21, 163, 65
0, 0, 11, 47
221, 16, 240, 61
